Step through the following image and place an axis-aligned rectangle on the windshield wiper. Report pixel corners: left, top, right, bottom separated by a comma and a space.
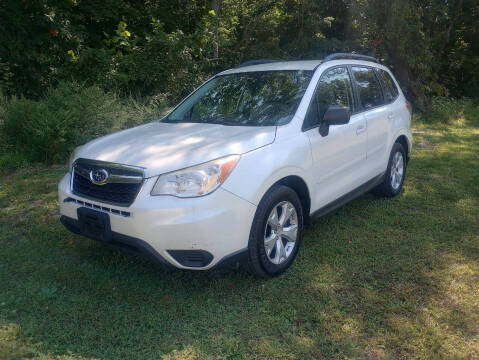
206, 119, 238, 126
163, 117, 239, 126
161, 118, 183, 123
203, 115, 243, 126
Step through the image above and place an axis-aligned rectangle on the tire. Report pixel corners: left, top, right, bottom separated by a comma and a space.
372, 142, 407, 197
245, 185, 304, 278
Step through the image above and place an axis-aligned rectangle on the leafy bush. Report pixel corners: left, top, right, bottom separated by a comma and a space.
1, 82, 166, 164
415, 97, 478, 124
0, 152, 30, 173
120, 27, 208, 101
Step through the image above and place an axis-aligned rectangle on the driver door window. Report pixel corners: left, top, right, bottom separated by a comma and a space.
303, 67, 355, 130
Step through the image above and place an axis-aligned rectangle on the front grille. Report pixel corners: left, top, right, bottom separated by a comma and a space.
71, 159, 145, 207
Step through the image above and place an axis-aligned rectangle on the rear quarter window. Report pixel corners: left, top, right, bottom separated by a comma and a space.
351, 66, 384, 109
377, 69, 399, 103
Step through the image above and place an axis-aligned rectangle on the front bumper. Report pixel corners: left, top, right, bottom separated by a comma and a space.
58, 173, 256, 270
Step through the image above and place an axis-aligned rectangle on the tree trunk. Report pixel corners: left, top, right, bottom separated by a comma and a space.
211, 0, 219, 61
392, 54, 427, 111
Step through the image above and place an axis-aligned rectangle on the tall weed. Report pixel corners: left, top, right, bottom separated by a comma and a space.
1, 82, 166, 165
415, 97, 478, 125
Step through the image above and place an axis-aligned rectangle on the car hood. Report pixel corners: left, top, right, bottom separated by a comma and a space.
74, 121, 276, 177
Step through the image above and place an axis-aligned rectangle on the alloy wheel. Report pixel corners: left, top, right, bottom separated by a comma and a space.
390, 151, 404, 190
264, 201, 299, 265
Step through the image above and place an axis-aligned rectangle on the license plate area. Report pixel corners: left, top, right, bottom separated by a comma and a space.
77, 207, 111, 242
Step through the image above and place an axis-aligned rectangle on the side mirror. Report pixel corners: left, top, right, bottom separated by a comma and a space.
318, 105, 351, 137
322, 105, 351, 126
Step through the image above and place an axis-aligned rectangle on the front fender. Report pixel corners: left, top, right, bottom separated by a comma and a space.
222, 134, 313, 207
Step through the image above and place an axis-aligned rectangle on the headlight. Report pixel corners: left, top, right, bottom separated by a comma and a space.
68, 146, 82, 172
151, 155, 240, 197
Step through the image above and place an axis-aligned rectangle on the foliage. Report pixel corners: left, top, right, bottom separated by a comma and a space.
0, 152, 29, 173
346, 0, 479, 109
0, 82, 166, 165
115, 22, 209, 100
0, 0, 477, 166
0, 0, 477, 106
414, 96, 478, 124
0, 115, 478, 359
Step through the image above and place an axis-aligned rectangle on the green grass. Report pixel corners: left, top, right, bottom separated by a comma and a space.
1, 112, 478, 359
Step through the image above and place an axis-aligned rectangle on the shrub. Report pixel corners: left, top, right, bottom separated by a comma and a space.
2, 83, 116, 163
0, 152, 30, 173
1, 82, 166, 164
416, 97, 478, 124
110, 26, 210, 102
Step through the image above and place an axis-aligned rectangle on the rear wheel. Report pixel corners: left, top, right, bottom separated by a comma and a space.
372, 142, 407, 197
245, 185, 303, 277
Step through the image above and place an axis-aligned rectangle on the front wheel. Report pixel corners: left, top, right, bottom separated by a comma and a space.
372, 142, 407, 197
245, 185, 303, 278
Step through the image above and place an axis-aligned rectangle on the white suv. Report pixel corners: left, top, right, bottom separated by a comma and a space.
59, 53, 412, 277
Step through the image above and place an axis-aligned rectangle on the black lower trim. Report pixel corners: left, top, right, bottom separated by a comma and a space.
60, 215, 247, 270
311, 172, 385, 219
61, 215, 82, 235
213, 248, 249, 270
60, 216, 173, 269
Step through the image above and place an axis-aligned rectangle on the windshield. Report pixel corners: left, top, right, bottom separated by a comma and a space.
164, 70, 313, 126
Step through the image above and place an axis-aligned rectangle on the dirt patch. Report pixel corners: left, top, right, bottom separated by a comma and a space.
412, 129, 435, 135
27, 200, 45, 209
415, 141, 436, 150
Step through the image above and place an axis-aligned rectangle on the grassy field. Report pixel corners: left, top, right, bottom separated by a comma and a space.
1, 112, 478, 359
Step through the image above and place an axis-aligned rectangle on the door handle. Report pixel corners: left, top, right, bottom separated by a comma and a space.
387, 113, 395, 120
356, 124, 366, 135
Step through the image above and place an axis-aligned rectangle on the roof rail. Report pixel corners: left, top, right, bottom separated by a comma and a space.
323, 53, 378, 63
236, 59, 281, 68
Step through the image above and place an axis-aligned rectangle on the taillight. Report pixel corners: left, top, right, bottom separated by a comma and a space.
406, 100, 412, 116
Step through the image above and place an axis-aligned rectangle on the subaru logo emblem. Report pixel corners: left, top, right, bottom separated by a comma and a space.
90, 169, 109, 185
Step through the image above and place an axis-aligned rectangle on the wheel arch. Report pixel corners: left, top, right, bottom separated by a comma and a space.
390, 128, 412, 161
271, 175, 311, 224
395, 134, 411, 162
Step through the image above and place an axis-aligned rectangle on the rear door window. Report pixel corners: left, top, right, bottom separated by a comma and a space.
376, 69, 399, 103
351, 66, 384, 109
